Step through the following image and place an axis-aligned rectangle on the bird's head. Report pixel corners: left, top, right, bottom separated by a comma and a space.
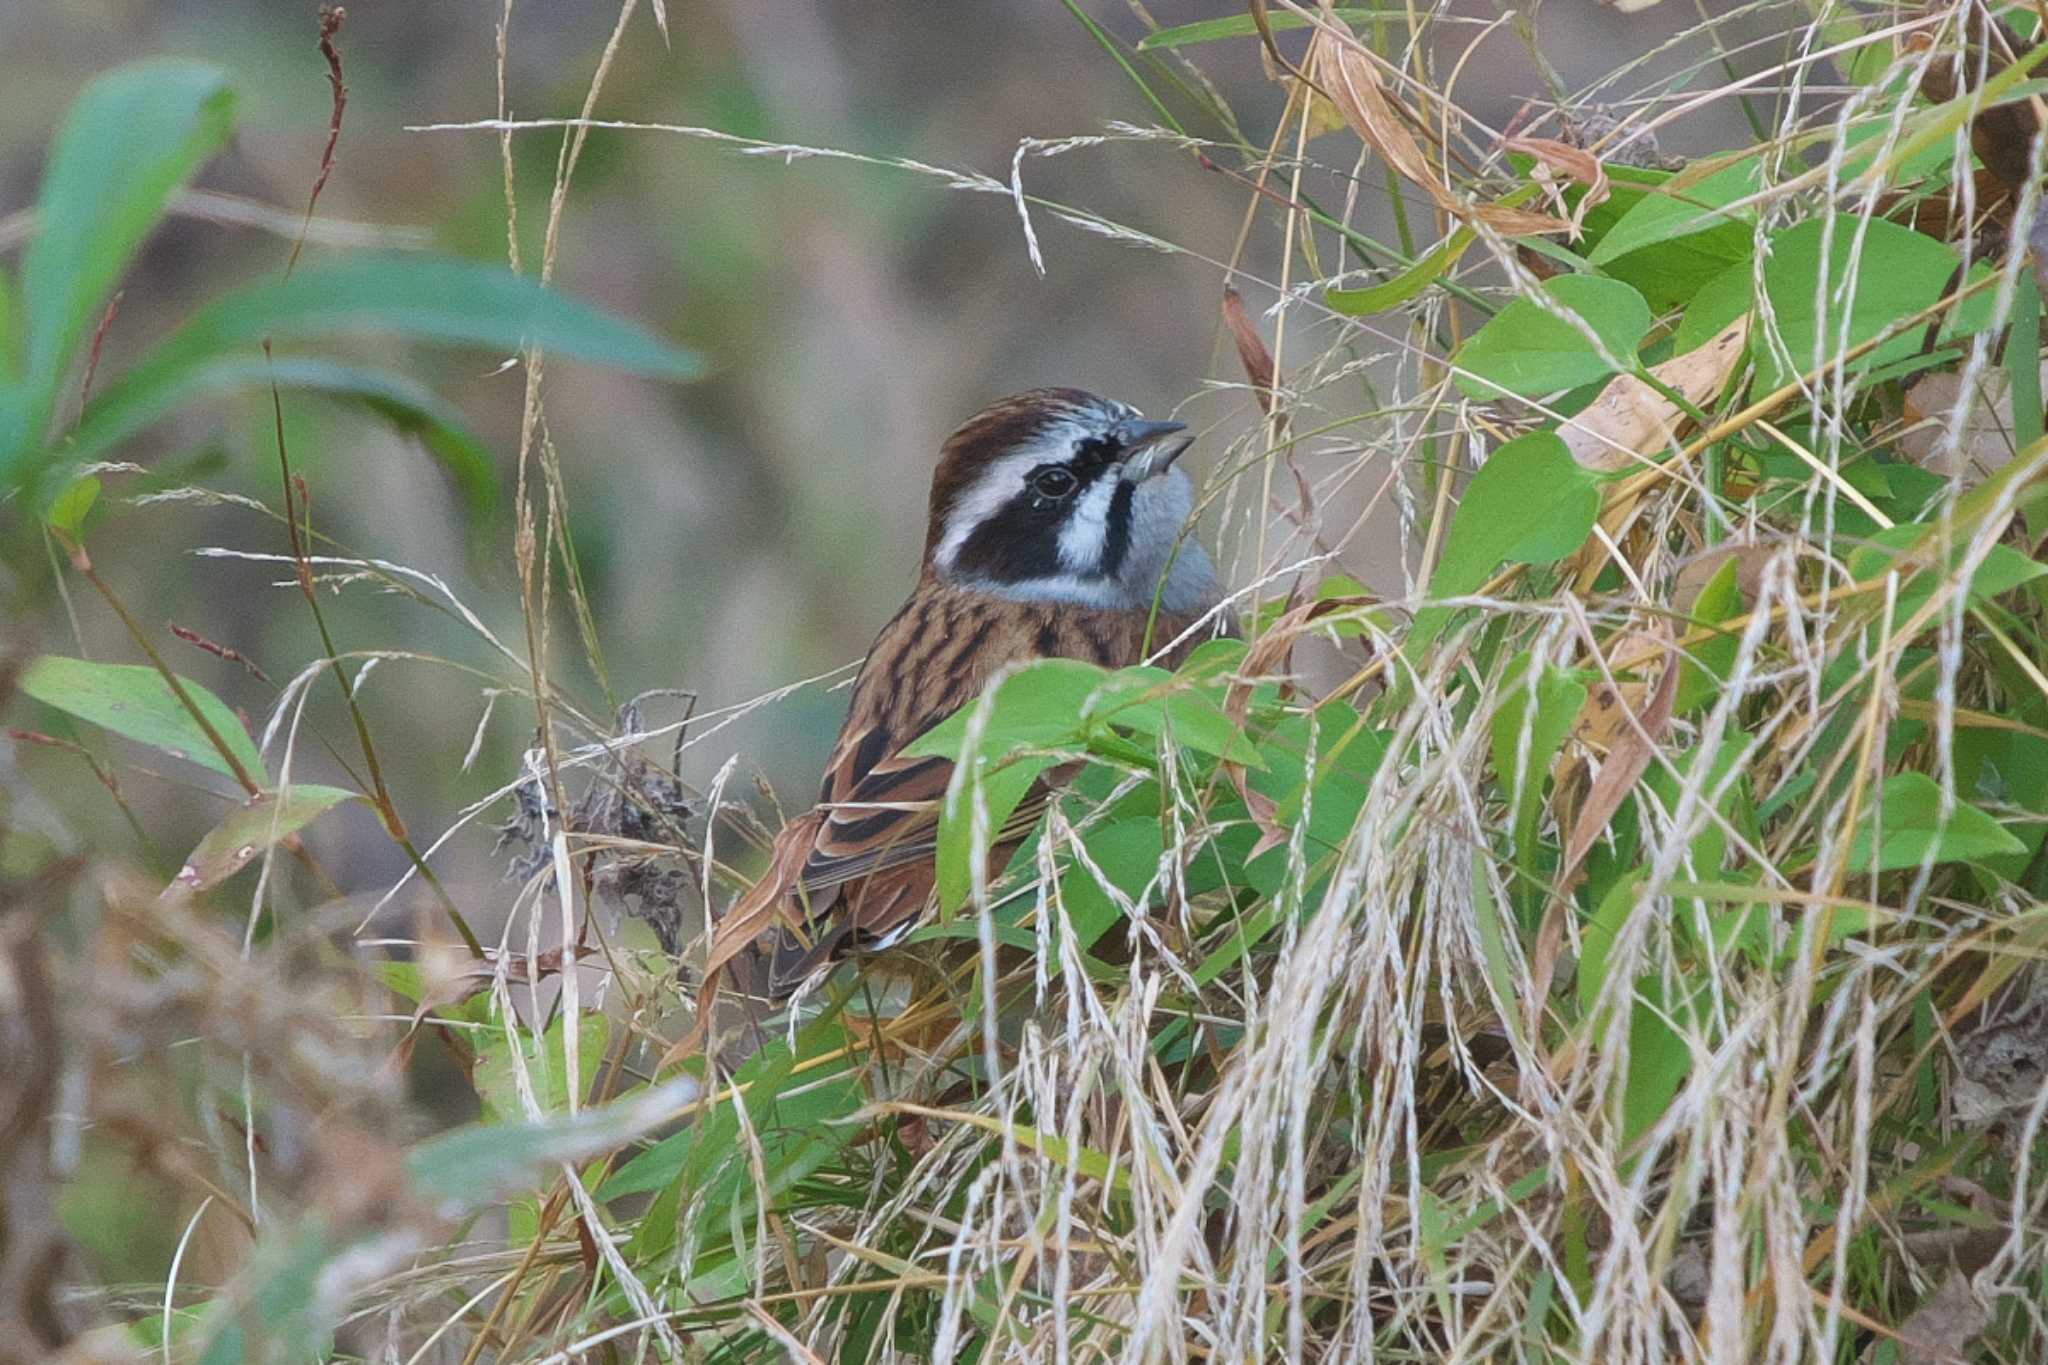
923, 387, 1218, 613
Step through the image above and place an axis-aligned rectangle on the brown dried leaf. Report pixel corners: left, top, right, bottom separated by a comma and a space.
1909, 18, 2041, 194
1674, 540, 1779, 614
1470, 202, 1576, 237
1560, 315, 1750, 473
1504, 134, 1611, 239
1563, 627, 1679, 879
1313, 32, 1443, 206
1899, 364, 2047, 482
1897, 1272, 1992, 1365
1223, 286, 1279, 419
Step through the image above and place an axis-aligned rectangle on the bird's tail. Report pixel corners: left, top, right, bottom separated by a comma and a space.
766, 920, 849, 1002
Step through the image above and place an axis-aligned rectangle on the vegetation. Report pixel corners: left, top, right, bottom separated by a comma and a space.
4, 4, 2048, 1362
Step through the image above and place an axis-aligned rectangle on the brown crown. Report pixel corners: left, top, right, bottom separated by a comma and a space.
922, 387, 1104, 559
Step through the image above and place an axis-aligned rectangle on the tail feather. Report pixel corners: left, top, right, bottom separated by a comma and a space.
767, 920, 850, 1001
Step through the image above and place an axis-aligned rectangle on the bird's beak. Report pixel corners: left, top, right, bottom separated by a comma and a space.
1115, 418, 1194, 481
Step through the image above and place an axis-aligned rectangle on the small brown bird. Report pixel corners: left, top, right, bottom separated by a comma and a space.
715, 387, 1228, 1001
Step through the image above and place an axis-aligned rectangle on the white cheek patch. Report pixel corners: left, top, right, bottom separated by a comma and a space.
1057, 476, 1118, 574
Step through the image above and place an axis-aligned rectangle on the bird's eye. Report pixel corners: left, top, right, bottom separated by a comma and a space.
1029, 466, 1078, 499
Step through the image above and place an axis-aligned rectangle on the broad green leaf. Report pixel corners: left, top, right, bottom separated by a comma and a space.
14, 61, 236, 462
1846, 524, 2048, 623
1675, 557, 1744, 714
473, 1011, 610, 1122
1844, 772, 2026, 873
410, 1073, 701, 1217
1086, 666, 1263, 765
1646, 741, 1752, 886
1618, 972, 1693, 1146
1433, 432, 1601, 597
1242, 703, 1388, 896
1326, 228, 1472, 315
904, 657, 1108, 761
1755, 215, 1958, 391
2010, 274, 2044, 450
938, 753, 1056, 912
1406, 432, 1601, 662
1589, 156, 1760, 309
1490, 653, 1586, 861
1673, 257, 1755, 357
1453, 275, 1651, 398
19, 655, 264, 783
70, 356, 498, 516
1577, 871, 1646, 1020
46, 475, 99, 540
163, 784, 358, 898
95, 252, 698, 396
1056, 817, 1165, 950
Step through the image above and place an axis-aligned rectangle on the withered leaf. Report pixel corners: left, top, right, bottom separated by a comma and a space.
1560, 315, 1750, 473
1223, 286, 1280, 418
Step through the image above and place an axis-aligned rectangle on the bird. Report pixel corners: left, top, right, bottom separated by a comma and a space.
710, 387, 1229, 1002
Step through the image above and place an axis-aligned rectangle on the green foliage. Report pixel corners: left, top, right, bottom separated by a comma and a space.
1753, 215, 1961, 390
0, 61, 699, 514
21, 655, 265, 782
1451, 274, 1653, 398
1586, 155, 1759, 309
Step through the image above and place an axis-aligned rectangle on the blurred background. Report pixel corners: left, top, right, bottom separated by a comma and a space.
1, 0, 1774, 1299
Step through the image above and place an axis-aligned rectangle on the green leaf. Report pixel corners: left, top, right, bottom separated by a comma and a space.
1085, 666, 1263, 765
96, 250, 697, 391
1755, 215, 1958, 391
937, 753, 1056, 912
903, 657, 1108, 761
1406, 432, 1601, 662
70, 356, 498, 516
1056, 817, 1164, 951
1843, 772, 2026, 873
1490, 653, 1586, 861
1577, 871, 1646, 1020
1588, 156, 1760, 309
1675, 557, 1745, 715
1435, 433, 1601, 595
473, 1011, 610, 1122
163, 784, 358, 897
45, 474, 99, 540
1672, 257, 1754, 356
1453, 275, 1651, 398
13, 61, 236, 459
1326, 228, 1472, 315
1846, 524, 2048, 623
408, 1073, 701, 1216
19, 655, 264, 783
